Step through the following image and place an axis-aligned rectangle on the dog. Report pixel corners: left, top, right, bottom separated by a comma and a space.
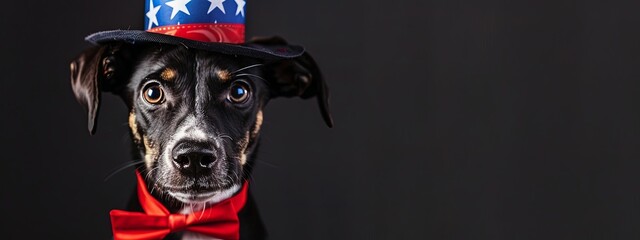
70, 36, 332, 239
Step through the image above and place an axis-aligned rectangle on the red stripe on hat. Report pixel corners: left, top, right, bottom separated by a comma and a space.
148, 23, 245, 44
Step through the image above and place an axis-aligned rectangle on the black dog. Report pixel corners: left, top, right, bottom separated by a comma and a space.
70, 36, 332, 239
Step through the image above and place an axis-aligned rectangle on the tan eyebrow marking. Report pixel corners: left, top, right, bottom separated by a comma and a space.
160, 68, 176, 81
216, 69, 231, 82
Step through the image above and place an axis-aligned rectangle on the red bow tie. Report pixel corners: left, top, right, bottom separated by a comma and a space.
109, 171, 248, 240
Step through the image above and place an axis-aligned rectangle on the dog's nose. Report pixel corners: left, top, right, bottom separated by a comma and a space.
172, 141, 217, 174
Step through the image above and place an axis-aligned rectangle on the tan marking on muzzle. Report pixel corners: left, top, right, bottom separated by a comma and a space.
143, 136, 159, 169
216, 69, 231, 82
252, 110, 263, 138
238, 111, 264, 165
238, 131, 251, 165
160, 68, 176, 81
128, 112, 142, 143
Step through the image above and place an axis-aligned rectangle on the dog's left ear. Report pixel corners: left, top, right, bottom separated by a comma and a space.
70, 43, 131, 135
250, 36, 334, 127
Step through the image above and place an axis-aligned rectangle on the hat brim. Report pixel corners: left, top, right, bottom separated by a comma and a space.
86, 30, 305, 60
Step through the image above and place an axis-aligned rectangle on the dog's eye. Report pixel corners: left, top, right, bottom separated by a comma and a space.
227, 81, 251, 103
142, 82, 165, 104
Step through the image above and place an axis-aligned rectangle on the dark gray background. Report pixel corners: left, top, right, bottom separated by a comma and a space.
1, 0, 639, 239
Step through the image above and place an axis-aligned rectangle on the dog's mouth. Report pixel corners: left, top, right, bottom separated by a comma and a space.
162, 182, 241, 204
167, 189, 220, 203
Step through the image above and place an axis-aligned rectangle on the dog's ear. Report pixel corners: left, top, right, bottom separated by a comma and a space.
250, 36, 333, 127
70, 43, 131, 135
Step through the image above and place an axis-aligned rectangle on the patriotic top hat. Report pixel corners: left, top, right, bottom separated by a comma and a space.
86, 0, 305, 59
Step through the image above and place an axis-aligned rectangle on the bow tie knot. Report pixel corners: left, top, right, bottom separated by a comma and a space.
168, 214, 188, 232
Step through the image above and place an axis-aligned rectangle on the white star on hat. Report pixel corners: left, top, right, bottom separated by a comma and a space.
146, 0, 162, 30
207, 0, 226, 14
234, 0, 245, 17
166, 0, 191, 20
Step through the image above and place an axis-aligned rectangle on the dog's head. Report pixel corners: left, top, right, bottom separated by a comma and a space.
70, 37, 332, 206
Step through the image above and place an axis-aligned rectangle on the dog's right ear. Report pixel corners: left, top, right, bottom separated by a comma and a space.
70, 43, 130, 135
249, 36, 334, 128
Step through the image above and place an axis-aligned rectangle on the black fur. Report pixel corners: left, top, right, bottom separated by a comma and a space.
70, 37, 332, 239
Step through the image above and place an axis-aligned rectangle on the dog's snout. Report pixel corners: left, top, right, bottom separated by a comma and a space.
172, 141, 217, 174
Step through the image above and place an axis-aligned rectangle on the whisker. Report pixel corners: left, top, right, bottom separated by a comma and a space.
198, 202, 206, 220
218, 134, 234, 141
103, 160, 145, 182
234, 73, 268, 84
256, 160, 280, 169
241, 161, 255, 184
146, 167, 160, 195
230, 64, 264, 75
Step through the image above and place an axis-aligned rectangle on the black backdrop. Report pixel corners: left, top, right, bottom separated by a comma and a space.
1, 0, 639, 239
